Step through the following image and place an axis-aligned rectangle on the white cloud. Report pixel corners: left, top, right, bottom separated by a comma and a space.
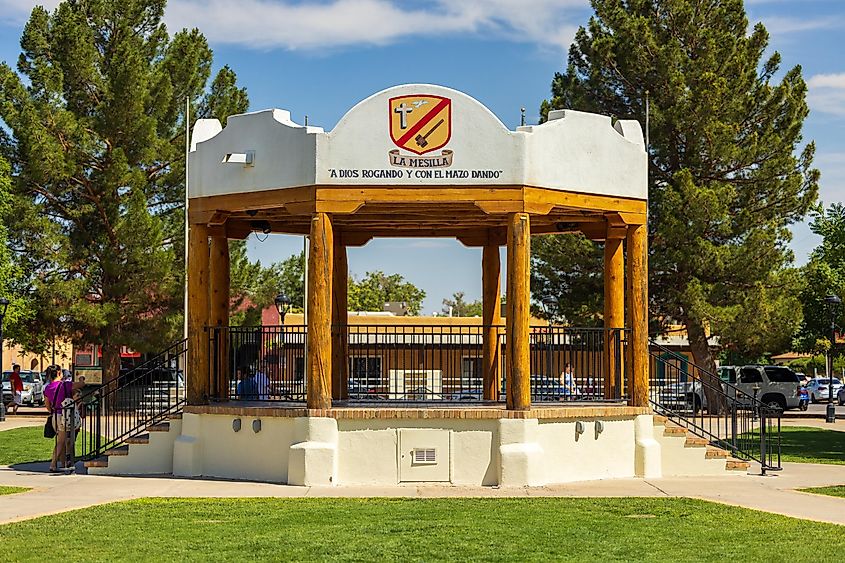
762, 15, 843, 35
166, 0, 585, 51
807, 73, 845, 117
0, 0, 586, 51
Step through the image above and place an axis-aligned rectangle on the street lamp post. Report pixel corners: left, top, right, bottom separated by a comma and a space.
0, 297, 9, 422
541, 298, 557, 381
824, 295, 841, 424
274, 293, 292, 393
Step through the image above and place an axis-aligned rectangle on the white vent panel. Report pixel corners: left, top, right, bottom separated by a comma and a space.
399, 429, 450, 482
413, 448, 437, 465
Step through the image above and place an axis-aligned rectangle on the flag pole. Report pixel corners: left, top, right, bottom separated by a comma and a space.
184, 96, 190, 340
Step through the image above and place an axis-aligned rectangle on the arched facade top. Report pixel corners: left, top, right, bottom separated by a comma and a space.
188, 84, 647, 201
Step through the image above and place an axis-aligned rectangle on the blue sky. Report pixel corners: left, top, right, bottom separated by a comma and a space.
1, 0, 843, 314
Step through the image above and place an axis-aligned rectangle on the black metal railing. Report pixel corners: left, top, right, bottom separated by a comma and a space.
209, 325, 308, 402
343, 324, 500, 401
649, 342, 781, 472
77, 339, 187, 461
208, 324, 626, 404
529, 327, 626, 402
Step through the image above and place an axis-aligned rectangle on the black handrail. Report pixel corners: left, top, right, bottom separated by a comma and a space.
77, 338, 187, 461
208, 325, 628, 403
649, 341, 781, 472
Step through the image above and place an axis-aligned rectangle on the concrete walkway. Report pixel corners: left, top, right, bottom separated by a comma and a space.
0, 416, 44, 431
1, 461, 843, 526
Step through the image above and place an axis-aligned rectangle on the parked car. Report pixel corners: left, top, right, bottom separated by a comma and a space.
838, 385, 845, 406
806, 377, 843, 404
712, 365, 801, 412
531, 374, 574, 401
2, 370, 45, 406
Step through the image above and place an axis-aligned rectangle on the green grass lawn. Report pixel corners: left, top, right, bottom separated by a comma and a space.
1, 497, 843, 562
800, 485, 845, 498
0, 426, 54, 466
0, 486, 30, 496
0, 426, 98, 466
778, 426, 845, 465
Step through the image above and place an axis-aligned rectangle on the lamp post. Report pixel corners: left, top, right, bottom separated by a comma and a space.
541, 298, 557, 380
0, 297, 9, 422
274, 293, 291, 325
824, 295, 841, 424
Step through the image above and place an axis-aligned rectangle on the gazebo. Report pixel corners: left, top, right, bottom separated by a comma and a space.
171, 84, 664, 485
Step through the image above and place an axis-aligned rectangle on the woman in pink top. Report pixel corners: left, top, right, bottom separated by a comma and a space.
43, 366, 85, 472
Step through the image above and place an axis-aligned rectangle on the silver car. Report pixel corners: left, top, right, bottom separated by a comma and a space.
1, 370, 45, 406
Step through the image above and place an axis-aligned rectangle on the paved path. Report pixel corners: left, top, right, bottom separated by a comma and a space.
0, 417, 44, 431
1, 461, 844, 526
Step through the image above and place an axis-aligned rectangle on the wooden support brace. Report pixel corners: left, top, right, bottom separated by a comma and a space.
307, 213, 334, 410
187, 223, 210, 405
627, 223, 649, 407
482, 243, 502, 401
506, 213, 531, 410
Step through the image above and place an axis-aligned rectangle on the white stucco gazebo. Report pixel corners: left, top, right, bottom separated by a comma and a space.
121, 84, 680, 486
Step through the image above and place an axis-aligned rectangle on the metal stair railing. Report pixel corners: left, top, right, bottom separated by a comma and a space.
77, 338, 187, 461
649, 342, 781, 472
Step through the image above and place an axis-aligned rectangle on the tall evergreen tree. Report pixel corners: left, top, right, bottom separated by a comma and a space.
795, 204, 845, 354
0, 0, 248, 382
543, 0, 818, 402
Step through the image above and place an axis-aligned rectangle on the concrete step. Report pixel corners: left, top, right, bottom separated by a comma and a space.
705, 447, 729, 459
652, 414, 668, 426
684, 436, 708, 448
84, 456, 109, 468
147, 422, 170, 432
663, 424, 687, 436
104, 446, 129, 457
126, 434, 150, 445
726, 458, 751, 471
169, 413, 183, 420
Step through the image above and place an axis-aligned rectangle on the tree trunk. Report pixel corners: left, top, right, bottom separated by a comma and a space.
685, 318, 726, 415
101, 340, 121, 414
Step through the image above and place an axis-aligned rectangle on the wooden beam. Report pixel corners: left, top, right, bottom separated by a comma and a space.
209, 235, 230, 400
603, 235, 624, 400
307, 213, 334, 410
331, 239, 348, 401
506, 212, 531, 410
187, 223, 210, 405
482, 243, 502, 401
627, 223, 649, 407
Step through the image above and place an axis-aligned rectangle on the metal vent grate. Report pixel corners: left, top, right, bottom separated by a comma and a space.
413, 448, 437, 464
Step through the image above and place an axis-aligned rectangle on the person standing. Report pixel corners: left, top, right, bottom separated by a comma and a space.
43, 366, 85, 472
9, 364, 23, 415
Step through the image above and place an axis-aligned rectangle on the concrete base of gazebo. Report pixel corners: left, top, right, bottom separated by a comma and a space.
88, 405, 748, 485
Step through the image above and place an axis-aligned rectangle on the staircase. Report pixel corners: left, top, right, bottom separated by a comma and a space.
649, 342, 781, 473
653, 414, 750, 475
78, 339, 187, 467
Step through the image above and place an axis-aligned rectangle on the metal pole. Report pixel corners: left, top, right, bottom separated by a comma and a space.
0, 317, 5, 422
827, 317, 836, 423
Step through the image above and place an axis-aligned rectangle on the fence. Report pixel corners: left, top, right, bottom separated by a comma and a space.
209, 324, 627, 404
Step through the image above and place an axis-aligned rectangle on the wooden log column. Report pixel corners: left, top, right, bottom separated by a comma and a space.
603, 231, 625, 400
331, 239, 348, 401
506, 213, 531, 410
209, 235, 230, 400
307, 213, 334, 410
626, 223, 649, 407
187, 222, 210, 405
482, 244, 502, 401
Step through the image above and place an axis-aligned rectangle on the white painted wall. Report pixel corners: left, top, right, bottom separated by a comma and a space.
537, 419, 636, 483
189, 84, 646, 200
158, 412, 742, 486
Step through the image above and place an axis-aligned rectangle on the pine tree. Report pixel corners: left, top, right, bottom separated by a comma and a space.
543, 0, 818, 407
0, 0, 248, 382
